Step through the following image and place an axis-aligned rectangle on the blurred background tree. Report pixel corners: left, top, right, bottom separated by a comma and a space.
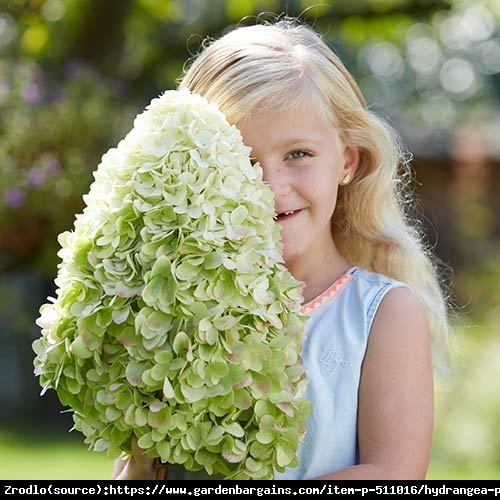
0, 0, 499, 479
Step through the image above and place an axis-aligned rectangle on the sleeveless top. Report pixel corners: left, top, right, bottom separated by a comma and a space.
167, 266, 407, 480
274, 266, 407, 479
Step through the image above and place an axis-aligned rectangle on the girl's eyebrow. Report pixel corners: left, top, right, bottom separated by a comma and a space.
274, 138, 322, 148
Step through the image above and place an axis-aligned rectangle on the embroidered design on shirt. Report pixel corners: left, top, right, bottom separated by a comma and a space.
319, 348, 348, 376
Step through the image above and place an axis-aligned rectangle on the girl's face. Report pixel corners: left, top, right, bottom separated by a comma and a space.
237, 99, 358, 267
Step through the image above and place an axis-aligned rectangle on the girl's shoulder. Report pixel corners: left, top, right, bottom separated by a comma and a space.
351, 266, 427, 328
346, 266, 411, 322
355, 267, 432, 371
350, 267, 425, 326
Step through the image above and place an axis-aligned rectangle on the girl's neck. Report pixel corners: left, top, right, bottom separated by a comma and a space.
286, 236, 352, 305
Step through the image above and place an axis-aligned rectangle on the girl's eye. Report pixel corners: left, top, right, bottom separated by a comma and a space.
287, 150, 311, 160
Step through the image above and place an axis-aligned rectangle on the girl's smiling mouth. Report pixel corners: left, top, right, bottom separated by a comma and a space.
274, 208, 303, 221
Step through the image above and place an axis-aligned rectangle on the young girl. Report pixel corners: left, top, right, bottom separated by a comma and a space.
114, 18, 450, 480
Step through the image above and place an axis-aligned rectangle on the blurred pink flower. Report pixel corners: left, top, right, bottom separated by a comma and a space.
4, 187, 25, 208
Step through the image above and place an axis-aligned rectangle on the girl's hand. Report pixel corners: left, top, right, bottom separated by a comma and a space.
113, 435, 168, 480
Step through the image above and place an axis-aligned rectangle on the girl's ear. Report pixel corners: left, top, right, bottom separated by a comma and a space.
341, 144, 360, 184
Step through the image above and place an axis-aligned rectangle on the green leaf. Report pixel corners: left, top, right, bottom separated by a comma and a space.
213, 315, 238, 330
249, 441, 272, 460
66, 378, 82, 395
151, 363, 169, 381
151, 255, 173, 276
276, 402, 294, 417
233, 389, 252, 410
124, 405, 136, 426
154, 349, 173, 364
93, 439, 109, 452
207, 360, 229, 382
204, 252, 224, 270
276, 443, 294, 467
141, 369, 157, 387
151, 428, 166, 442
251, 372, 272, 396
148, 411, 163, 429
173, 331, 190, 355
254, 400, 274, 418
176, 261, 199, 280
69, 336, 93, 359
230, 206, 248, 225
255, 430, 274, 444
200, 430, 220, 450
222, 435, 246, 463
156, 441, 171, 463
105, 406, 121, 421
162, 377, 175, 399
195, 448, 217, 466
137, 432, 154, 449
135, 407, 148, 427
186, 426, 202, 450
118, 326, 139, 347
224, 422, 244, 438
112, 307, 129, 325
181, 385, 206, 402
142, 277, 164, 306
125, 361, 147, 387
245, 456, 262, 473
205, 325, 218, 346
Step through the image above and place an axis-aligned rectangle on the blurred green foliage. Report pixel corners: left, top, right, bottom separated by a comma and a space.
434, 343, 500, 473
0, 59, 137, 273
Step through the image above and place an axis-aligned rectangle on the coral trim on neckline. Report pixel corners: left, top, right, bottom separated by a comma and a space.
299, 271, 354, 316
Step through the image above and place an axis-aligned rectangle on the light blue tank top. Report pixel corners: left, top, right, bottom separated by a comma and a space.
274, 266, 407, 479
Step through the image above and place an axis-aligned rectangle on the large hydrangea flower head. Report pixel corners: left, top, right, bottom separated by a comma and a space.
33, 90, 311, 479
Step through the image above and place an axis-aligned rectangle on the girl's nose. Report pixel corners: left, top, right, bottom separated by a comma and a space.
260, 162, 292, 196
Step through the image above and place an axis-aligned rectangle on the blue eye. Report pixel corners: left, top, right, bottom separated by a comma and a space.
287, 150, 311, 160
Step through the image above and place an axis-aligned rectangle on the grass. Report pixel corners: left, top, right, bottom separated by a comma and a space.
0, 430, 114, 480
427, 466, 500, 480
1, 429, 500, 480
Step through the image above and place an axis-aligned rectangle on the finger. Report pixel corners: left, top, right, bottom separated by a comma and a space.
115, 457, 134, 480
130, 435, 155, 471
112, 456, 128, 479
153, 459, 169, 480
116, 455, 155, 480
115, 435, 157, 479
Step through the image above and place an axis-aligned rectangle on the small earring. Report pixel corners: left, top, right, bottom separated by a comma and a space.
342, 173, 351, 185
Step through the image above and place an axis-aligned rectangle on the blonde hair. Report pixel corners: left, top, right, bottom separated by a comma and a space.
179, 19, 450, 372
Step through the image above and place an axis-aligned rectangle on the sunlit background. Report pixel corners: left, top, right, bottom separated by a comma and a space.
1, 0, 499, 479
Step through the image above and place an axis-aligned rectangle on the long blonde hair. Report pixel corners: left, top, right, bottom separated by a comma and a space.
179, 19, 450, 372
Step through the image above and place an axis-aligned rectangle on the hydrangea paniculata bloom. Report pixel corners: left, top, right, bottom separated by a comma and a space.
33, 90, 311, 479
